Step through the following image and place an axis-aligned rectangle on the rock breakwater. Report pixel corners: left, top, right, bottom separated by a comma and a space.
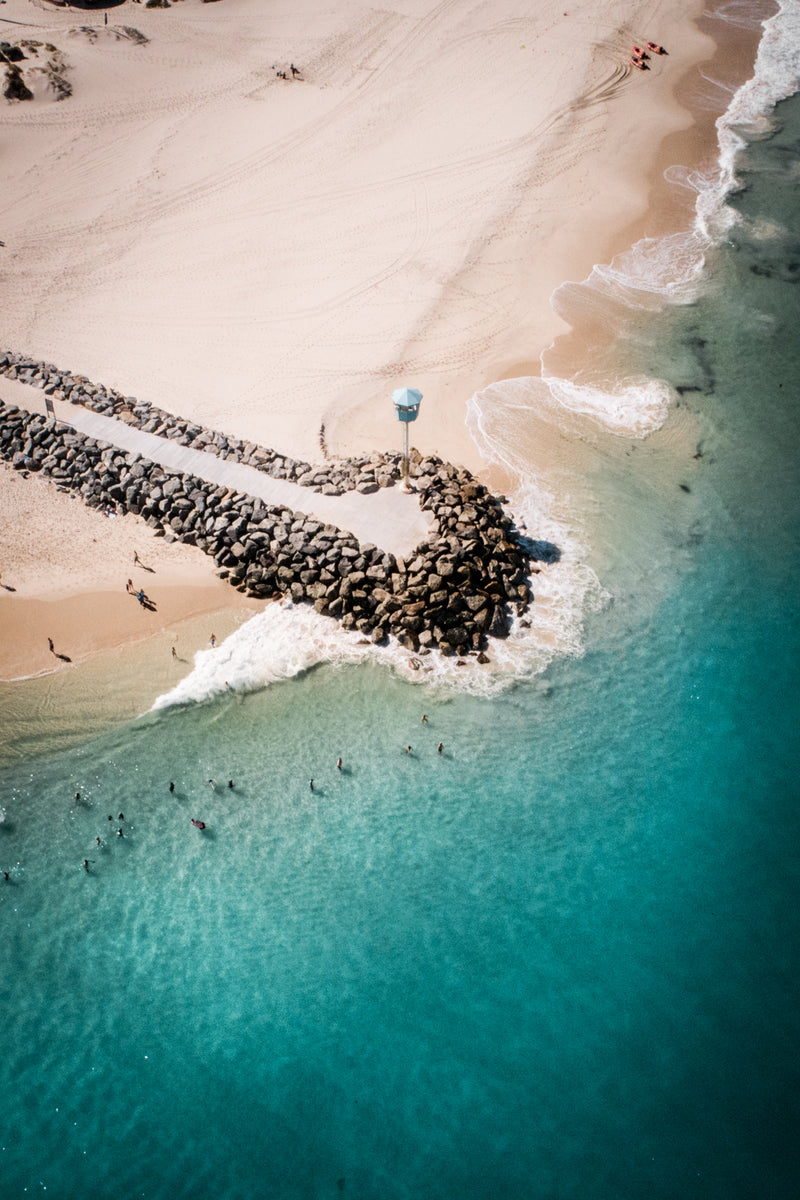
0, 355, 542, 658
0, 350, 399, 496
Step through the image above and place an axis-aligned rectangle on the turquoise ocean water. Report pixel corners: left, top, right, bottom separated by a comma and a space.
2, 8, 800, 1198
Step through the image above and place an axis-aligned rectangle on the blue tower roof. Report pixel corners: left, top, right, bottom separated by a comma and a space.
392, 387, 422, 422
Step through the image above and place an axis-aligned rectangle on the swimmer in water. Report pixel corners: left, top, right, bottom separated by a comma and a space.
336, 757, 342, 770
437, 742, 443, 754
191, 819, 206, 830
169, 781, 175, 792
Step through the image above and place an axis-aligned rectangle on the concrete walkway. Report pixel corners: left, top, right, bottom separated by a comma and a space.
2, 381, 432, 559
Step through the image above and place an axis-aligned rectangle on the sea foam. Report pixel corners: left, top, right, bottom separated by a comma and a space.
152, 577, 598, 712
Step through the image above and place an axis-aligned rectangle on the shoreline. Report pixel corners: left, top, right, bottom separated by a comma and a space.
0, 580, 263, 684
467, 1, 779, 504
0, 450, 264, 682
484, 1, 776, 431
0, 0, 777, 695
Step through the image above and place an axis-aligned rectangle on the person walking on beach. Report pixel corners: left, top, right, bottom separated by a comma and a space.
126, 579, 133, 594
133, 550, 142, 566
210, 633, 217, 648
171, 646, 177, 659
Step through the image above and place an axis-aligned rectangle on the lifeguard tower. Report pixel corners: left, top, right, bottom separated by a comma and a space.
391, 387, 423, 492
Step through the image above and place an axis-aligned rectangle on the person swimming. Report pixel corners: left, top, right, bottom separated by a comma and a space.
191, 819, 206, 830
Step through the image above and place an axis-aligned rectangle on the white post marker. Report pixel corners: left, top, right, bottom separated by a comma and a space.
391, 387, 423, 492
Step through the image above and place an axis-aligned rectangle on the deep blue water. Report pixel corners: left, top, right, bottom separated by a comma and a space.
2, 77, 800, 1200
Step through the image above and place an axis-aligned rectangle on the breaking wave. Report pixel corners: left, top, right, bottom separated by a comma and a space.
152, 569, 602, 711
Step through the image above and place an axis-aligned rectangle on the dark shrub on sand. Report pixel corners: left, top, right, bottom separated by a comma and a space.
4, 66, 33, 102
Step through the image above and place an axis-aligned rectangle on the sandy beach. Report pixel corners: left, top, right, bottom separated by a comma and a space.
0, 0, 764, 680
0, 449, 264, 680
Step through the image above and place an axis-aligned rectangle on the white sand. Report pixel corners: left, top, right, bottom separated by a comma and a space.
0, 0, 722, 673
2, 0, 713, 468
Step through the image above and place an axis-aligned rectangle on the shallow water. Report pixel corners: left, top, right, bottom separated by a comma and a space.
3, 18, 800, 1200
